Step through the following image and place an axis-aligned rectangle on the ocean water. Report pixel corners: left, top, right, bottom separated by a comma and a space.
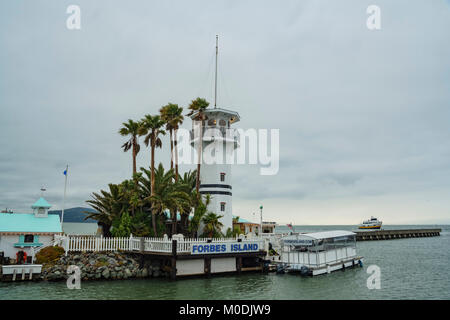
1, 225, 449, 300
62, 222, 99, 235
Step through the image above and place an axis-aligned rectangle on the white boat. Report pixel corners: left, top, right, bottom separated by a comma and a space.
278, 230, 364, 276
358, 216, 382, 230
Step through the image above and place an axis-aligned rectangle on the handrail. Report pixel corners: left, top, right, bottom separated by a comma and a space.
61, 235, 265, 254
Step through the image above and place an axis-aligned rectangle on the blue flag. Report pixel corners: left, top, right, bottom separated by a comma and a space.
63, 169, 67, 176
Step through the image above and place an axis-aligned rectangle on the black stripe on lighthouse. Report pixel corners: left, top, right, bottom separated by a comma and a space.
199, 191, 232, 196
199, 184, 232, 190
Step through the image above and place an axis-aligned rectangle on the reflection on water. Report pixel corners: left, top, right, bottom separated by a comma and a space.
1, 225, 449, 300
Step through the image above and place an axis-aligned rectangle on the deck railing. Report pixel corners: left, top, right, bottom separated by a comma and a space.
60, 235, 266, 255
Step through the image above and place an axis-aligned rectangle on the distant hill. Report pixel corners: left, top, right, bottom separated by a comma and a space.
49, 207, 98, 223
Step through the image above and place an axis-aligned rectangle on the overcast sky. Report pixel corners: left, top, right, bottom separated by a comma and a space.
1, 0, 449, 225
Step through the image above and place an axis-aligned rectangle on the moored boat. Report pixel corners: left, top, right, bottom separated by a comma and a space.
358, 216, 382, 229
278, 230, 364, 276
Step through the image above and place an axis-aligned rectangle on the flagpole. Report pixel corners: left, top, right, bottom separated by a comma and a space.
61, 165, 68, 231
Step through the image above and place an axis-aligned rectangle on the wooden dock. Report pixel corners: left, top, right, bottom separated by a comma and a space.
355, 228, 441, 241
54, 235, 267, 280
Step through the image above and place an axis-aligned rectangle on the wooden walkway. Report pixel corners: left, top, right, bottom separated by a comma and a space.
355, 228, 441, 241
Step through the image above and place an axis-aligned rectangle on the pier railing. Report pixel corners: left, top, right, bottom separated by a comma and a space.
60, 235, 266, 255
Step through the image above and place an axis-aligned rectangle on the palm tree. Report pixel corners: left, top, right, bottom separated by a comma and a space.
202, 212, 224, 238
187, 97, 210, 195
138, 114, 166, 235
119, 119, 141, 175
160, 103, 184, 181
178, 170, 197, 233
147, 164, 191, 236
85, 184, 124, 236
189, 193, 211, 238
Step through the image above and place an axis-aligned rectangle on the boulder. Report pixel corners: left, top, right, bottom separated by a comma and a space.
102, 269, 110, 279
124, 268, 132, 279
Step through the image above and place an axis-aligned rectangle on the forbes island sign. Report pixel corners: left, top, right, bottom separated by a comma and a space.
191, 242, 260, 255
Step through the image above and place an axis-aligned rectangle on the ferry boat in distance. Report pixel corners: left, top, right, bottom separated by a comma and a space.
358, 216, 382, 230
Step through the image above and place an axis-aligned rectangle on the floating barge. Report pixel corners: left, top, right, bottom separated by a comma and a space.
355, 228, 441, 241
278, 231, 364, 276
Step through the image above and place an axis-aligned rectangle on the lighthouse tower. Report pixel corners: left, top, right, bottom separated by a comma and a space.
190, 109, 240, 233
189, 36, 240, 234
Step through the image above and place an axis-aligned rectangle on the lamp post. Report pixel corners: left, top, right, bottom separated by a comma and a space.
259, 205, 263, 236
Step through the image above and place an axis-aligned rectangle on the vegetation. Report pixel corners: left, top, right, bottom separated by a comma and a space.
119, 119, 141, 175
187, 97, 210, 196
35, 246, 65, 264
85, 99, 231, 238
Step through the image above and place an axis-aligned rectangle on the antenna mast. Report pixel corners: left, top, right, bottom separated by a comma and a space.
214, 35, 218, 108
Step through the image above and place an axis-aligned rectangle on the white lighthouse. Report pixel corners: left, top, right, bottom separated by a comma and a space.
190, 109, 240, 233
189, 36, 240, 234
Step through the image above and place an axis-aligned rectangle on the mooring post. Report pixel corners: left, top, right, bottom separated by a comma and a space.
205, 257, 211, 278
236, 257, 242, 274
171, 240, 177, 280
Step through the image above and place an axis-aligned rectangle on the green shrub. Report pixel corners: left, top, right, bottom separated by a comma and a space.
35, 246, 65, 264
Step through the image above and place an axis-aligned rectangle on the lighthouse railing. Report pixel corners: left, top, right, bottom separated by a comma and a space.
190, 126, 240, 143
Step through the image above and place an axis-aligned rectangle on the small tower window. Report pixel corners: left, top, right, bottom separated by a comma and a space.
208, 119, 216, 126
220, 172, 225, 182
219, 119, 226, 127
24, 235, 34, 243
220, 202, 226, 212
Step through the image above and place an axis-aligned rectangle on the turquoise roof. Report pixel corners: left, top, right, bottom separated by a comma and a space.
0, 213, 62, 233
32, 197, 52, 208
233, 215, 256, 224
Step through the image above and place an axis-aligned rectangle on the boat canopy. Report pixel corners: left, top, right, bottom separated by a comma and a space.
288, 230, 355, 240
281, 230, 356, 246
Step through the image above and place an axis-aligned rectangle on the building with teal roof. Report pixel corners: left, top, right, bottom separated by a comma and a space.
232, 215, 260, 235
0, 197, 62, 262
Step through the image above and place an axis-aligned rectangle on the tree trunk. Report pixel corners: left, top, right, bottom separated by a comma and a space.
151, 135, 157, 236
174, 128, 179, 182
169, 129, 174, 171
180, 214, 187, 235
132, 139, 137, 175
171, 209, 177, 235
99, 222, 112, 237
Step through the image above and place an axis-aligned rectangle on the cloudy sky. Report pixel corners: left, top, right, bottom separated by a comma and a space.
1, 0, 449, 225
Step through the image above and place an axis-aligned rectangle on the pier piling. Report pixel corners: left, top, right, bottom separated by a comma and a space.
355, 228, 441, 241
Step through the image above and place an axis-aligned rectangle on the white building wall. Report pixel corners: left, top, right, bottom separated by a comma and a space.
200, 163, 233, 233
191, 109, 240, 236
211, 257, 237, 273
177, 259, 204, 276
0, 234, 54, 260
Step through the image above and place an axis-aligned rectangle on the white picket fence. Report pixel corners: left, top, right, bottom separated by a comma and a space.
62, 235, 265, 255
66, 236, 133, 252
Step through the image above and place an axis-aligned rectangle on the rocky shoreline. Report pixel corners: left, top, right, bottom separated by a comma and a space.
39, 251, 167, 282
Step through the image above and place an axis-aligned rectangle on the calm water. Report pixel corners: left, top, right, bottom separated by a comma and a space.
1, 225, 449, 300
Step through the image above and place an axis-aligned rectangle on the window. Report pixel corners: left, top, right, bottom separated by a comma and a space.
220, 172, 225, 182
208, 119, 216, 126
24, 235, 34, 243
219, 119, 226, 127
220, 202, 226, 212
